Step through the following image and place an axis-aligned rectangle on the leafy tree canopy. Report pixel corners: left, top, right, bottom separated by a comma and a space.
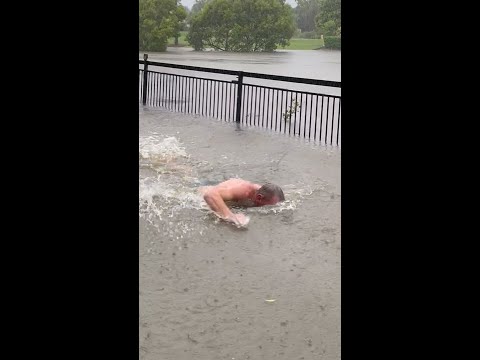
139, 0, 186, 51
314, 0, 341, 36
190, 0, 211, 15
187, 0, 296, 52
294, 0, 322, 33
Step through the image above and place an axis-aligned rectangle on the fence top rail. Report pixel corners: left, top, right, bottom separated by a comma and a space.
139, 60, 341, 88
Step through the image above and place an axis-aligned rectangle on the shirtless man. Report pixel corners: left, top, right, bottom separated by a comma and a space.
200, 178, 285, 226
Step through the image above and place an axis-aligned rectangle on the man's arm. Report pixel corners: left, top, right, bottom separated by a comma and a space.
203, 188, 239, 224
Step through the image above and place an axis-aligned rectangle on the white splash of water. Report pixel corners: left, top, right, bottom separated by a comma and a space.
139, 175, 211, 248
139, 135, 212, 242
139, 176, 208, 222
139, 135, 188, 162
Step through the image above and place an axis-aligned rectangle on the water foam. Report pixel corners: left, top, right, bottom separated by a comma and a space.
139, 176, 208, 222
138, 135, 208, 240
139, 135, 188, 162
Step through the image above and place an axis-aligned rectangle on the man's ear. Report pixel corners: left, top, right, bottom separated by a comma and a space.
256, 194, 263, 201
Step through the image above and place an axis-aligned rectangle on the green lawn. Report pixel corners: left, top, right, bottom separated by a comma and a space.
281, 38, 324, 50
167, 33, 324, 50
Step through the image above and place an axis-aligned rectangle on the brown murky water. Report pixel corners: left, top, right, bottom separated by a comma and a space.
139, 106, 340, 360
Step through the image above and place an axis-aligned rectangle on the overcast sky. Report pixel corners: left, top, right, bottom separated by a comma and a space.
180, 0, 297, 10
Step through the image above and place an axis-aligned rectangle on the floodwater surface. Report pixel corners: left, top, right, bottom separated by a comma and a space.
139, 106, 341, 360
142, 47, 341, 82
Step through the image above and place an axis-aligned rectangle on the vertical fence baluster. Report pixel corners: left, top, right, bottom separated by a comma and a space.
261, 87, 265, 128
220, 82, 224, 120
183, 77, 186, 113
331, 97, 335, 145
274, 90, 279, 131
142, 54, 148, 105
336, 98, 341, 146
266, 88, 271, 129
325, 97, 330, 145
194, 78, 198, 114
283, 90, 288, 134
208, 80, 212, 117
314, 95, 319, 142
320, 96, 324, 143
247, 85, 251, 125
308, 94, 313, 140
201, 79, 205, 116
279, 90, 284, 133
235, 72, 243, 123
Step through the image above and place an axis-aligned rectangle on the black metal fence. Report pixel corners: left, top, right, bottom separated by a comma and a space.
139, 54, 341, 145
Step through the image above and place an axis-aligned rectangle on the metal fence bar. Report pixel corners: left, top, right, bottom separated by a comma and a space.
140, 59, 341, 88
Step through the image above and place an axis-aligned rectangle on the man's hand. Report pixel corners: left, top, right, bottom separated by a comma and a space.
228, 213, 250, 227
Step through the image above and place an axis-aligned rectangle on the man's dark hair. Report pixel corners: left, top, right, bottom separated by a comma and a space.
258, 183, 285, 201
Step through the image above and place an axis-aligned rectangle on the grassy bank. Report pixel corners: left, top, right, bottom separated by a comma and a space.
167, 32, 325, 50
282, 38, 324, 50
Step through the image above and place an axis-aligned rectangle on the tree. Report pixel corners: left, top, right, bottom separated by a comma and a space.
320, 19, 336, 36
187, 0, 296, 52
190, 0, 210, 15
314, 0, 341, 36
186, 0, 211, 49
139, 0, 186, 51
173, 5, 188, 45
294, 0, 322, 33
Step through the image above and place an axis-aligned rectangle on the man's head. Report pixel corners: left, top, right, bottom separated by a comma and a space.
254, 183, 285, 206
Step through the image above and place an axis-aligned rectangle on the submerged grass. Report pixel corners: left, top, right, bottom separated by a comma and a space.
167, 33, 325, 50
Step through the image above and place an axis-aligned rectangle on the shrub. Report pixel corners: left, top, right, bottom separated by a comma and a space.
324, 36, 341, 49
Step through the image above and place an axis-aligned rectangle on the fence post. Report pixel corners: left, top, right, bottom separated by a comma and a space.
235, 71, 243, 123
142, 54, 149, 105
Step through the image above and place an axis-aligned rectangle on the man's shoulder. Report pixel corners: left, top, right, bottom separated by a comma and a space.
223, 178, 258, 190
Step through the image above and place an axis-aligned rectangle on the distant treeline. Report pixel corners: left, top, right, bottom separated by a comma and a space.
139, 0, 340, 52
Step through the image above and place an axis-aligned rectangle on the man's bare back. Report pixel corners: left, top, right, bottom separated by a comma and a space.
200, 179, 260, 202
